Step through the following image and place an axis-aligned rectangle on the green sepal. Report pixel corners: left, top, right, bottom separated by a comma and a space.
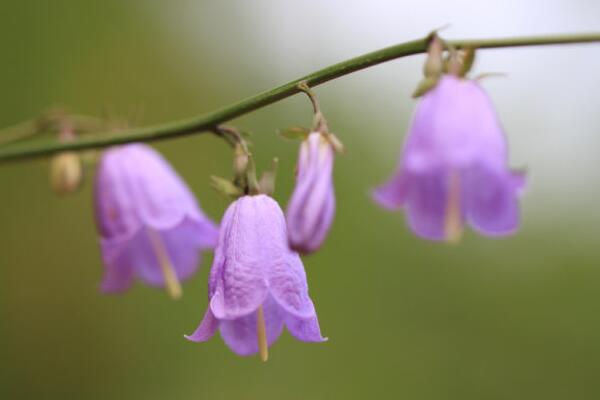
238, 129, 253, 139
326, 133, 345, 154
278, 126, 310, 140
210, 175, 243, 199
412, 76, 439, 98
258, 157, 279, 196
460, 47, 476, 77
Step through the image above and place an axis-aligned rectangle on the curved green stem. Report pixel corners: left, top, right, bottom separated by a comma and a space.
1, 32, 600, 162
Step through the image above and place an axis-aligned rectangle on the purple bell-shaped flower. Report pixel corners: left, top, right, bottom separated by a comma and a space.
373, 75, 525, 241
94, 143, 218, 298
186, 194, 325, 360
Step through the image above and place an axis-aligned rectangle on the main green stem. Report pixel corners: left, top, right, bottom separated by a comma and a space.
1, 32, 599, 162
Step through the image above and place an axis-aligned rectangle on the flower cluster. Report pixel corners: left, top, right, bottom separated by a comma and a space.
54, 36, 525, 361
92, 124, 335, 359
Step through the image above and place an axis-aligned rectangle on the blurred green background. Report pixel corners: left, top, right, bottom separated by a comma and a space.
2, 1, 600, 399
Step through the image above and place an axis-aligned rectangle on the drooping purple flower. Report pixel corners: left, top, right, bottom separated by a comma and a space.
286, 132, 336, 254
94, 143, 218, 297
186, 194, 326, 360
373, 75, 525, 241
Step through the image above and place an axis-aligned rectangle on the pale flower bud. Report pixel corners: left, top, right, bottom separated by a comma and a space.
50, 151, 83, 195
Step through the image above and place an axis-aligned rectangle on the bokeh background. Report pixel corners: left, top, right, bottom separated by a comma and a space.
2, 1, 600, 399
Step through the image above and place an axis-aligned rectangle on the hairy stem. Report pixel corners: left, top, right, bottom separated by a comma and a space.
1, 32, 599, 162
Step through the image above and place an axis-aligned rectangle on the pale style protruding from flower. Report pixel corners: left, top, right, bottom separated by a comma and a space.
94, 143, 218, 298
286, 132, 336, 254
186, 194, 326, 360
373, 75, 525, 241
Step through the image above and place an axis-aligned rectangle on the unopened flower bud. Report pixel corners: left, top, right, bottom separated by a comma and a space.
286, 132, 336, 254
50, 151, 83, 194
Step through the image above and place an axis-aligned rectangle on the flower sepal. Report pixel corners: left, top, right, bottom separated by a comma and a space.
210, 175, 244, 200
412, 76, 440, 98
278, 126, 310, 141
324, 131, 345, 154
413, 32, 444, 98
258, 157, 279, 197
